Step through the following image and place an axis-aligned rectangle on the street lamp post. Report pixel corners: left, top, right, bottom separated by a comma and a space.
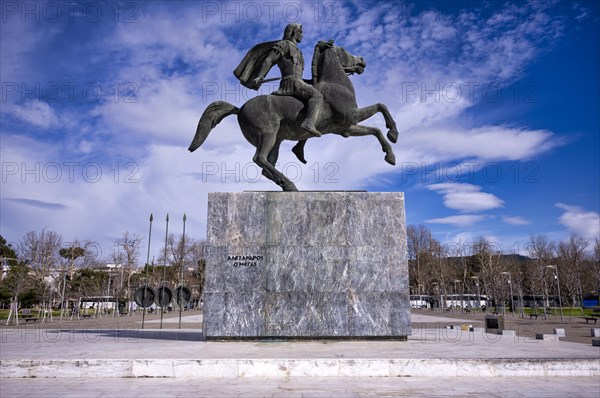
501, 271, 514, 317
546, 265, 563, 321
517, 271, 525, 318
542, 267, 550, 317
0, 256, 17, 281
453, 280, 461, 313
470, 276, 481, 310
432, 282, 440, 310
59, 270, 68, 321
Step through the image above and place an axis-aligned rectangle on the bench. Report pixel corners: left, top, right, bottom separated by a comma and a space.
20, 309, 40, 324
81, 314, 93, 319
583, 317, 598, 324
529, 314, 546, 319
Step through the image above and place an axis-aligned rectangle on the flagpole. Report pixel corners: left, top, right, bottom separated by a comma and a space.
160, 213, 169, 330
179, 213, 187, 329
142, 213, 153, 330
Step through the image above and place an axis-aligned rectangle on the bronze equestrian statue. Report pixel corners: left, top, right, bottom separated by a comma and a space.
189, 24, 399, 192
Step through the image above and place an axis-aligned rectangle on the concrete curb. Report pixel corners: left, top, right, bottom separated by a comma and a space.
2, 358, 598, 378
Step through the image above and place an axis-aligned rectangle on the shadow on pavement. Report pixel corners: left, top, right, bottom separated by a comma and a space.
47, 329, 204, 342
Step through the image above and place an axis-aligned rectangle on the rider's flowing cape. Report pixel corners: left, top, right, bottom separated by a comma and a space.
233, 40, 279, 90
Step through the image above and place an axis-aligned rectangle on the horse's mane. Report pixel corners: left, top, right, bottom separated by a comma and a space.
311, 40, 334, 84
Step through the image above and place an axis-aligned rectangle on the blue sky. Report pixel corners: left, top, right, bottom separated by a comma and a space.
1, 0, 599, 259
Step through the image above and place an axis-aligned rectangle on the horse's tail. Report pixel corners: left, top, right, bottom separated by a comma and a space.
188, 101, 239, 152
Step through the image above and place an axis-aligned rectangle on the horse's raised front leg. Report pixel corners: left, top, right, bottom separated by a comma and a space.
254, 133, 298, 192
346, 103, 399, 143
341, 125, 396, 165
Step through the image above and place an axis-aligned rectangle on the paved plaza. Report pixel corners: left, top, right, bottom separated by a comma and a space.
3, 376, 600, 398
1, 311, 599, 397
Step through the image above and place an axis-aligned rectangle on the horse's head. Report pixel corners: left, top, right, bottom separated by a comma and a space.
331, 45, 367, 75
312, 41, 367, 83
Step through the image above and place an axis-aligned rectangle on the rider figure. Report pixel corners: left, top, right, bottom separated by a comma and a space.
233, 23, 323, 138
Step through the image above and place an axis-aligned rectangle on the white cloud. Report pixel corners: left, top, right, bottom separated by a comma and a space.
502, 215, 531, 226
8, 101, 60, 129
555, 203, 600, 240
93, 77, 201, 147
88, 1, 565, 187
0, 1, 590, 257
426, 183, 504, 212
399, 126, 559, 162
425, 215, 489, 227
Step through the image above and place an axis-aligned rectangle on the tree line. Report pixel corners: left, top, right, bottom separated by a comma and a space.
0, 231, 206, 311
407, 224, 600, 309
2, 225, 599, 312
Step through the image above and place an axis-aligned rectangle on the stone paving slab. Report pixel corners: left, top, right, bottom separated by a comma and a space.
1, 326, 598, 360
1, 377, 600, 398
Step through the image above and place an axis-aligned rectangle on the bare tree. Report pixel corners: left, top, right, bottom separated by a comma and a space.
112, 232, 143, 301
188, 239, 207, 308
449, 240, 473, 296
407, 225, 434, 296
526, 234, 556, 311
159, 234, 206, 293
428, 238, 450, 308
557, 234, 589, 308
18, 229, 62, 307
473, 237, 504, 312
590, 238, 600, 295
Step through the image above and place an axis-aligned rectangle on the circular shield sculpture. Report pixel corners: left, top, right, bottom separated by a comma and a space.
155, 286, 173, 308
175, 286, 192, 307
134, 286, 156, 308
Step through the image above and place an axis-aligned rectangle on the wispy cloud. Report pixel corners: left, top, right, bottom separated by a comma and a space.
555, 203, 600, 240
502, 215, 531, 226
399, 126, 560, 163
426, 214, 489, 227
5, 198, 67, 210
6, 101, 60, 129
426, 183, 504, 212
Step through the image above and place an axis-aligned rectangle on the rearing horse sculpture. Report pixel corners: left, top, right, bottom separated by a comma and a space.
188, 42, 399, 191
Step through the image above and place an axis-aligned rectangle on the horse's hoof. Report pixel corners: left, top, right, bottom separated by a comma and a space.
385, 153, 396, 165
291, 144, 307, 164
387, 128, 398, 144
282, 183, 298, 192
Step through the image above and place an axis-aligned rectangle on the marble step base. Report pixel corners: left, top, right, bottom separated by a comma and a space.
2, 357, 598, 378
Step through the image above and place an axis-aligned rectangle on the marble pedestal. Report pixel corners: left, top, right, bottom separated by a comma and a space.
202, 192, 410, 340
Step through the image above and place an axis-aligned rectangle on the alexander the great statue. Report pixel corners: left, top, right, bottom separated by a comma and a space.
233, 23, 323, 138
189, 25, 399, 191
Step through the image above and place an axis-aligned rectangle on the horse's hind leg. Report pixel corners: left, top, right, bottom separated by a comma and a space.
260, 140, 281, 181
254, 133, 298, 191
342, 125, 395, 165
347, 104, 399, 143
